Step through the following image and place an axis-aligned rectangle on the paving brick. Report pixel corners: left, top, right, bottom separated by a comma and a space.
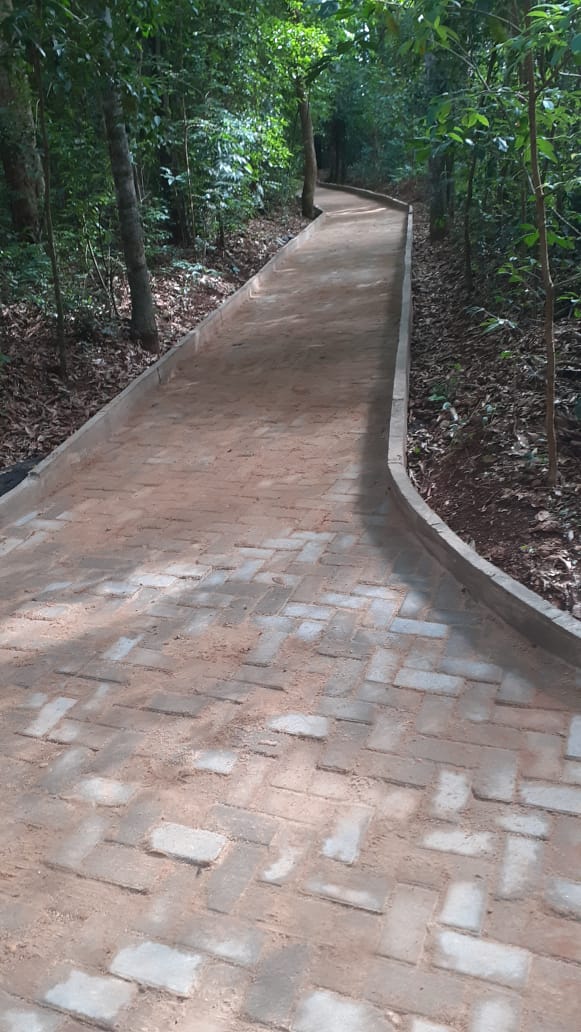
268, 713, 329, 740
366, 649, 399, 684
439, 659, 502, 683
150, 822, 227, 864
48, 815, 108, 870
319, 697, 374, 723
321, 805, 371, 864
284, 603, 333, 620
211, 804, 277, 845
440, 880, 485, 932
473, 750, 517, 803
394, 668, 462, 696
430, 769, 471, 820
44, 970, 135, 1026
566, 715, 581, 759
293, 989, 394, 1032
146, 692, 209, 717
321, 592, 366, 610
379, 884, 436, 963
244, 943, 308, 1028
496, 812, 549, 838
497, 672, 535, 705
391, 618, 448, 638
367, 957, 466, 1023
305, 868, 389, 913
246, 630, 288, 666
0, 994, 63, 1031
110, 941, 203, 995
519, 781, 581, 815
206, 843, 264, 913
416, 696, 454, 735
359, 751, 434, 788
422, 828, 494, 857
69, 777, 137, 807
470, 997, 521, 1032
181, 911, 265, 966
24, 697, 76, 738
39, 747, 93, 793
434, 929, 530, 988
498, 835, 543, 900
545, 876, 581, 918
367, 713, 407, 753
82, 842, 163, 893
193, 749, 238, 774
319, 721, 368, 772
458, 683, 495, 723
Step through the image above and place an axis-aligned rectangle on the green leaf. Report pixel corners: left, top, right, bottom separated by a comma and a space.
571, 33, 581, 54
537, 137, 557, 161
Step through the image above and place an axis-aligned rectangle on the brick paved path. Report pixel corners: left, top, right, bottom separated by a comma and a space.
0, 188, 580, 1032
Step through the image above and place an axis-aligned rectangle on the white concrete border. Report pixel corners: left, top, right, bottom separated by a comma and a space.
324, 181, 580, 667
0, 208, 326, 528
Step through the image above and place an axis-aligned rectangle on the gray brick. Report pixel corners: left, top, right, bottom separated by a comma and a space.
497, 672, 535, 705
182, 911, 264, 966
211, 804, 277, 845
496, 812, 549, 838
146, 692, 209, 716
470, 997, 521, 1032
379, 885, 436, 963
391, 618, 448, 638
150, 822, 226, 864
305, 868, 389, 913
367, 649, 398, 684
546, 877, 581, 918
440, 881, 486, 932
367, 713, 407, 753
69, 777, 137, 807
319, 721, 368, 773
411, 1022, 454, 1032
110, 941, 203, 996
321, 592, 366, 610
89, 729, 141, 776
319, 697, 374, 723
321, 806, 371, 864
519, 781, 581, 815
434, 929, 530, 988
268, 713, 329, 740
354, 584, 395, 599
498, 835, 543, 899
566, 715, 581, 759
416, 696, 454, 735
359, 752, 434, 788
24, 697, 76, 737
367, 599, 397, 627
206, 843, 264, 913
39, 747, 93, 793
323, 659, 364, 697
48, 815, 108, 871
244, 944, 308, 1027
44, 970, 135, 1026
430, 770, 471, 821
284, 603, 333, 620
422, 828, 494, 857
474, 750, 517, 803
114, 794, 161, 846
439, 659, 502, 683
193, 749, 238, 774
294, 989, 394, 1032
367, 957, 466, 1023
246, 630, 287, 666
394, 668, 462, 696
458, 683, 495, 723
82, 842, 163, 893
0, 994, 62, 1031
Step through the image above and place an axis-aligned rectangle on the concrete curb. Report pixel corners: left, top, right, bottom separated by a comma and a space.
324, 181, 581, 668
0, 208, 326, 528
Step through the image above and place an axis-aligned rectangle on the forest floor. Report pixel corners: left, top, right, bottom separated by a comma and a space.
0, 205, 307, 490
407, 202, 580, 617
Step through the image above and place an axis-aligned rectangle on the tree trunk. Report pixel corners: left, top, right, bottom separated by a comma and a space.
32, 39, 66, 376
0, 0, 44, 241
296, 79, 317, 219
524, 26, 558, 486
464, 149, 477, 292
429, 151, 448, 240
103, 77, 159, 354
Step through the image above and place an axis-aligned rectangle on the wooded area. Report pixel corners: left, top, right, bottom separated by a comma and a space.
0, 0, 579, 610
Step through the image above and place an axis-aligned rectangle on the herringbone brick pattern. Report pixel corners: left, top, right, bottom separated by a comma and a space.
0, 189, 579, 1031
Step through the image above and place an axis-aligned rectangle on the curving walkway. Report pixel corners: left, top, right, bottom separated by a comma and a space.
0, 187, 579, 1032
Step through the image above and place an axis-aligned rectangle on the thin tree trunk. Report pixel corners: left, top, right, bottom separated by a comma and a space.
103, 77, 159, 354
0, 0, 44, 241
464, 148, 477, 292
32, 39, 66, 376
296, 79, 317, 219
524, 10, 557, 486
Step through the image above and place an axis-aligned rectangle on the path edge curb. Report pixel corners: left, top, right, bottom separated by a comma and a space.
0, 206, 326, 528
325, 180, 581, 668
